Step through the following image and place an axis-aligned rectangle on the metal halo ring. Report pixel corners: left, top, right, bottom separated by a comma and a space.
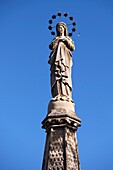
48, 12, 77, 37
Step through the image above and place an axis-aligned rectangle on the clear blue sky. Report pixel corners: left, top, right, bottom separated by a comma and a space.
0, 0, 113, 170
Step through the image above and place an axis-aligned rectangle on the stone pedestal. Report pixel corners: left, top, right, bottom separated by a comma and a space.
42, 100, 81, 170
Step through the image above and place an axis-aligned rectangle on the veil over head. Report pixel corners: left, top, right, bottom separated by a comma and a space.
56, 22, 68, 36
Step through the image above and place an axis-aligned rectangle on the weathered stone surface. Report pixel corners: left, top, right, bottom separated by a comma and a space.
42, 19, 81, 170
42, 127, 65, 170
42, 125, 80, 170
48, 100, 75, 114
42, 106, 81, 170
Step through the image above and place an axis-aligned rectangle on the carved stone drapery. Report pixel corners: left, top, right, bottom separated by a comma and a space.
48, 22, 75, 102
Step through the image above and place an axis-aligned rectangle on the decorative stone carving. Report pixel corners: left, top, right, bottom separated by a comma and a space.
42, 108, 81, 170
48, 128, 64, 170
42, 126, 80, 170
42, 128, 64, 170
42, 108, 81, 130
66, 128, 80, 169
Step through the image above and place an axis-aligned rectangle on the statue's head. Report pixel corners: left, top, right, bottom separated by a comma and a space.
56, 22, 68, 36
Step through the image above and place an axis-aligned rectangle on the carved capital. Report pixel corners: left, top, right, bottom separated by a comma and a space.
42, 109, 81, 131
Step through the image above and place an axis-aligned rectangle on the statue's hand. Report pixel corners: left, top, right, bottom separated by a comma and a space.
59, 37, 75, 51
58, 37, 67, 43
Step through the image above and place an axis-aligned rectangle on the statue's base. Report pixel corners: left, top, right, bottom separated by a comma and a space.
42, 100, 81, 130
48, 99, 75, 114
42, 99, 81, 169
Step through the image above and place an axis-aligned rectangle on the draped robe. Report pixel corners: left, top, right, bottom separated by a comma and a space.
48, 36, 75, 100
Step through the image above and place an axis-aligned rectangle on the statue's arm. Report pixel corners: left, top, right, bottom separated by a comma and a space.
63, 37, 75, 51
49, 37, 75, 51
49, 38, 59, 50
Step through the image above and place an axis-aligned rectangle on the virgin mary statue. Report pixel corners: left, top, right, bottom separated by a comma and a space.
48, 22, 75, 102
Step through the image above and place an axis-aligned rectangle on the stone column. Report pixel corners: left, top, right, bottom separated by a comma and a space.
42, 100, 81, 170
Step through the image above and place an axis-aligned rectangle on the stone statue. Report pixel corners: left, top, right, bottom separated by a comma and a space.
48, 22, 75, 102
42, 16, 81, 170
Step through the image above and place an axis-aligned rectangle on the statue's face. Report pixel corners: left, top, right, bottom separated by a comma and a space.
57, 25, 65, 35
